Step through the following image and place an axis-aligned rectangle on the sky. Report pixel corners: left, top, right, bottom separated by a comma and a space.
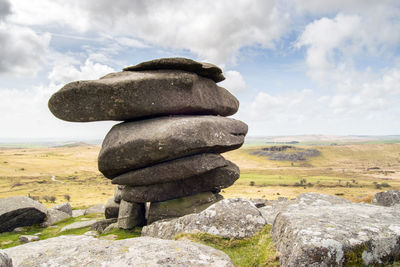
0, 0, 399, 140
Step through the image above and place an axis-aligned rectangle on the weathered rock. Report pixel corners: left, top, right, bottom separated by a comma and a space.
4, 235, 233, 266
102, 222, 118, 234
48, 70, 237, 122
121, 162, 239, 202
41, 209, 70, 227
98, 115, 247, 178
51, 202, 72, 216
117, 200, 146, 229
84, 204, 105, 215
142, 198, 266, 239
0, 196, 47, 233
59, 219, 100, 232
90, 218, 117, 232
123, 57, 225, 82
147, 192, 223, 224
105, 198, 119, 219
114, 185, 124, 203
0, 250, 12, 267
18, 235, 39, 243
372, 190, 400, 206
112, 153, 229, 186
270, 193, 400, 266
71, 209, 85, 217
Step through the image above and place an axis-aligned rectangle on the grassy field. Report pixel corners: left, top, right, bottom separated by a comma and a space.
0, 143, 399, 207
1, 142, 400, 266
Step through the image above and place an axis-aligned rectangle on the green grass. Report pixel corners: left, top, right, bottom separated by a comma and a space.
175, 225, 279, 267
0, 212, 143, 249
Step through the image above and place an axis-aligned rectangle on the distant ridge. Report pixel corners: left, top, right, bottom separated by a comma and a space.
245, 135, 400, 145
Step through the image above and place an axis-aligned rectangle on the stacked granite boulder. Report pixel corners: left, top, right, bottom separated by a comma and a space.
48, 58, 247, 228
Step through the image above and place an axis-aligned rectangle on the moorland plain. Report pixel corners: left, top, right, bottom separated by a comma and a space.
1, 142, 399, 207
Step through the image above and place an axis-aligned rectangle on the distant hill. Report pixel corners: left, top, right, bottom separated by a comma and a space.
245, 135, 400, 145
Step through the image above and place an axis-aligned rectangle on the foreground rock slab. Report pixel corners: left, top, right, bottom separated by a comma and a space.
99, 115, 247, 178
121, 162, 239, 202
4, 235, 234, 267
0, 196, 47, 233
48, 70, 236, 122
123, 57, 225, 82
142, 198, 266, 239
270, 193, 400, 266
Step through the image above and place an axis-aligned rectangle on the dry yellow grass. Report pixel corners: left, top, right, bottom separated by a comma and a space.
0, 143, 399, 206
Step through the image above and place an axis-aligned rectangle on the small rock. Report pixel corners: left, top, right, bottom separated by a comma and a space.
90, 218, 117, 232
13, 227, 25, 232
118, 200, 146, 229
41, 209, 70, 227
99, 234, 118, 240
105, 198, 119, 219
0, 250, 12, 267
1, 241, 12, 246
84, 204, 105, 215
71, 209, 85, 217
59, 219, 100, 232
19, 235, 39, 243
142, 198, 266, 239
51, 202, 72, 216
83, 231, 99, 237
372, 190, 400, 206
102, 222, 118, 234
249, 198, 267, 208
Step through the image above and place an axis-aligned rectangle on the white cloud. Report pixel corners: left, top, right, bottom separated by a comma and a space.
9, 0, 290, 66
219, 70, 246, 93
0, 24, 50, 74
48, 59, 115, 84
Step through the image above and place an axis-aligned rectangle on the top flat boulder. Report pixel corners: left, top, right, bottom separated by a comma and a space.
123, 57, 225, 83
48, 70, 238, 122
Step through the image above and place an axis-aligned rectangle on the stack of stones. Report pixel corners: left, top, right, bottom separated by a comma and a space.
48, 58, 247, 228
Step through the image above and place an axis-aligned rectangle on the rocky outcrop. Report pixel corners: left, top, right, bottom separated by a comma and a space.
48, 70, 236, 122
98, 116, 247, 178
48, 57, 246, 230
4, 235, 234, 266
142, 198, 266, 239
0, 196, 47, 233
147, 192, 223, 224
269, 193, 400, 266
123, 57, 226, 82
372, 190, 400, 206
